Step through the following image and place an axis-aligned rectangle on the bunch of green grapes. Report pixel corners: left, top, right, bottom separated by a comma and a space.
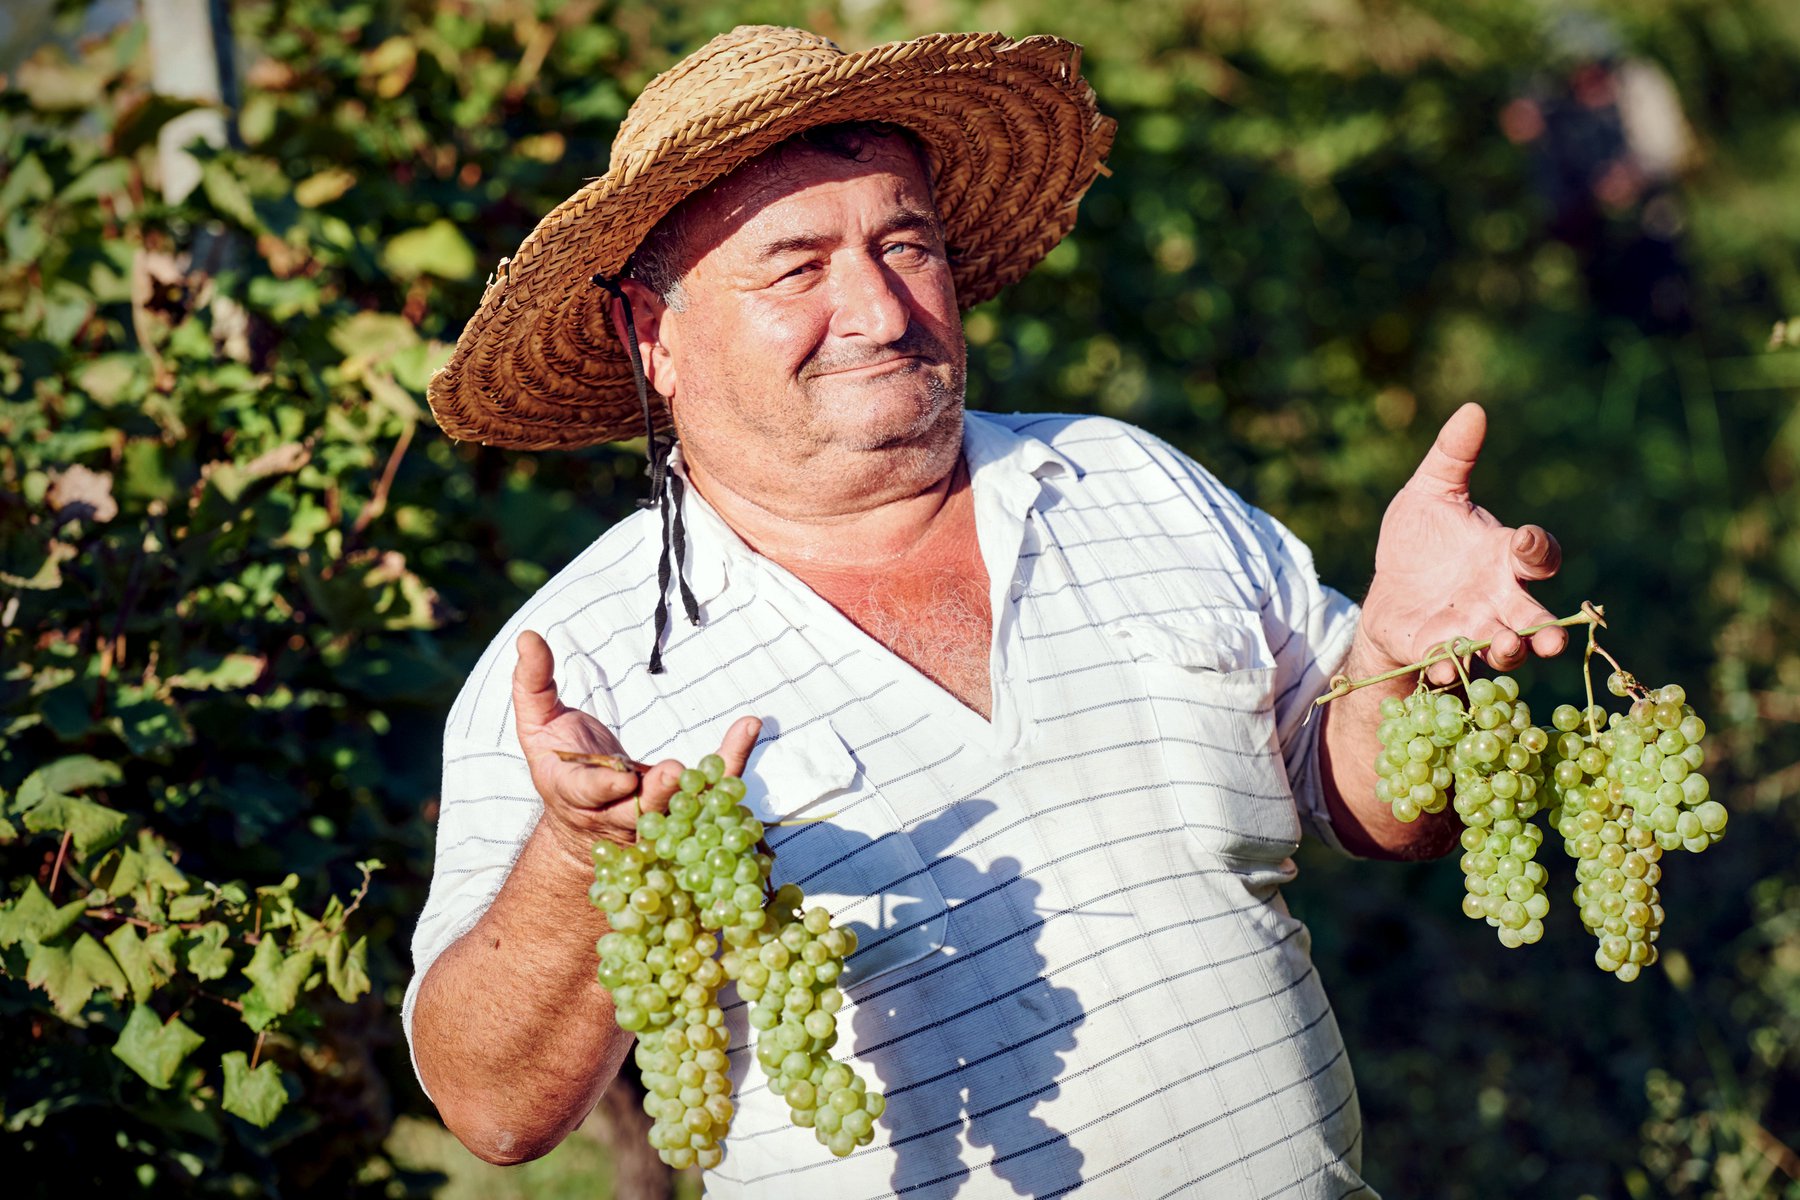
1545, 677, 1727, 981
590, 754, 885, 1167
728, 884, 885, 1158
1373, 689, 1463, 823
1359, 611, 1728, 982
1447, 676, 1552, 947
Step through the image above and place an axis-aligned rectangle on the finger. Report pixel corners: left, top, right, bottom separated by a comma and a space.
558, 766, 645, 812
511, 630, 564, 730
638, 758, 687, 813
1484, 627, 1527, 672
1529, 623, 1570, 659
1510, 525, 1562, 582
1406, 402, 1487, 499
716, 716, 763, 778
1498, 592, 1561, 656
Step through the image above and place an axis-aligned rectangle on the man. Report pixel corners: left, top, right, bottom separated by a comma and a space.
408, 26, 1565, 1197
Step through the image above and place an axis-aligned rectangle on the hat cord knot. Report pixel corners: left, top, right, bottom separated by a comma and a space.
592, 274, 700, 675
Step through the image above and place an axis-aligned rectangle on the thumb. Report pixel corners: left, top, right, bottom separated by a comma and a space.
1407, 402, 1487, 498
511, 630, 564, 731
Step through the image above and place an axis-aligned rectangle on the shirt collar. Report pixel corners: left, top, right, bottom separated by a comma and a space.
666, 410, 1072, 605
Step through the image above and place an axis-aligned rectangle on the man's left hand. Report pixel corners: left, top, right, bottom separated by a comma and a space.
1359, 401, 1567, 683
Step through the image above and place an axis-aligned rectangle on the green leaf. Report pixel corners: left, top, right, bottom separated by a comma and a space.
16, 48, 108, 111
0, 537, 77, 590
17, 756, 124, 809
97, 846, 147, 898
76, 355, 140, 406
113, 1004, 205, 1089
27, 942, 95, 1017
112, 697, 194, 757
0, 881, 90, 951
381, 219, 477, 280
128, 831, 192, 897
185, 922, 233, 981
324, 933, 370, 1003
199, 159, 261, 231
329, 311, 418, 380
60, 159, 131, 204
0, 154, 53, 212
241, 935, 316, 1028
105, 923, 180, 1002
22, 793, 128, 858
294, 166, 356, 208
72, 933, 129, 1000
166, 892, 213, 922
220, 1051, 288, 1127
166, 653, 266, 692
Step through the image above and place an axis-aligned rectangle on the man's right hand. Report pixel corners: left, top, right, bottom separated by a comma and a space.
511, 630, 761, 870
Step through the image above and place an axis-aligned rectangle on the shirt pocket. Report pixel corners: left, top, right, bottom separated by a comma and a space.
741, 720, 949, 991
1111, 610, 1302, 873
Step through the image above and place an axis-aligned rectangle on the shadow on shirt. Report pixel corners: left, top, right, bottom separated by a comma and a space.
834, 800, 1089, 1199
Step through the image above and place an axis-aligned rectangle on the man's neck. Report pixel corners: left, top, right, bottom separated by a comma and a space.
681, 435, 969, 574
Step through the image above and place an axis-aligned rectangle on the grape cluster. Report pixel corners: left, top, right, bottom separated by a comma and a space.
729, 886, 886, 1158
590, 755, 885, 1167
1545, 678, 1726, 981
1375, 676, 1552, 947
1368, 653, 1725, 980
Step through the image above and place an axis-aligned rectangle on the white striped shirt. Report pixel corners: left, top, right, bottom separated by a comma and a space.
405, 411, 1373, 1198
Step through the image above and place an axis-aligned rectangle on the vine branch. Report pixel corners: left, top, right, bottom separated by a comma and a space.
1313, 604, 1607, 707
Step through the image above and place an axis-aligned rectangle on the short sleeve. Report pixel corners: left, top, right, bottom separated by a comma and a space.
1239, 505, 1361, 854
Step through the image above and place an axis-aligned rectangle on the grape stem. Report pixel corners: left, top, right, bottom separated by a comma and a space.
1312, 604, 1607, 707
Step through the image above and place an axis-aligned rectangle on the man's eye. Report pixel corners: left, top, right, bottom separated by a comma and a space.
884, 242, 928, 261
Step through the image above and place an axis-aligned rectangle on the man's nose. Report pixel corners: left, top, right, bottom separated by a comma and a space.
826, 250, 910, 345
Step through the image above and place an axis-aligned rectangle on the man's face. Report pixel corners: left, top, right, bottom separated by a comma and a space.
646, 135, 967, 500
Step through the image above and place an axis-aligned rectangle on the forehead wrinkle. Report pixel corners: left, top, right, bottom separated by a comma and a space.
750, 207, 943, 262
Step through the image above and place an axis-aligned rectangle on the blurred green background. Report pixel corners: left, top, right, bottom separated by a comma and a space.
2, 0, 1797, 1196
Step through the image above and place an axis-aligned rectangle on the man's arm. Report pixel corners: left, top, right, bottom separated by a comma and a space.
1314, 403, 1565, 860
412, 631, 759, 1164
413, 822, 632, 1163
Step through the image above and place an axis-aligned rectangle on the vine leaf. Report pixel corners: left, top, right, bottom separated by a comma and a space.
185, 922, 234, 981
29, 934, 131, 1016
113, 1004, 205, 1089
240, 936, 316, 1031
27, 943, 89, 1016
105, 923, 180, 1002
0, 880, 89, 951
21, 793, 128, 858
324, 932, 370, 1002
14, 755, 122, 808
220, 1051, 288, 1127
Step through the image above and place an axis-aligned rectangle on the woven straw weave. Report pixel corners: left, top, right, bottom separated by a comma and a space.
426, 25, 1116, 450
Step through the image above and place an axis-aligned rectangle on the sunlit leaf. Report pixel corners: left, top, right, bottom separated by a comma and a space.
0, 882, 89, 951
220, 1052, 288, 1127
185, 922, 233, 981
381, 219, 477, 280
113, 1004, 205, 1089
21, 793, 128, 858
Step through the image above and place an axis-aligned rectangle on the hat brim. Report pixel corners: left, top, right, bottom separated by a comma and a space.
427, 31, 1115, 451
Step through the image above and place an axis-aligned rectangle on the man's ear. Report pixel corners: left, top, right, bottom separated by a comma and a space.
607, 278, 679, 399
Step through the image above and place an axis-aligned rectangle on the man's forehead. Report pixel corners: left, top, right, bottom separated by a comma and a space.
685, 137, 941, 255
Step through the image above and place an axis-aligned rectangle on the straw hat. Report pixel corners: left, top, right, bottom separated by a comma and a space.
426, 25, 1116, 450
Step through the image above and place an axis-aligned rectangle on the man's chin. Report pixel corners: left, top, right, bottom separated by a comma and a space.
834, 390, 963, 454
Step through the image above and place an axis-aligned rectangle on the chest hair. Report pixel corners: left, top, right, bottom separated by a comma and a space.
840, 567, 993, 718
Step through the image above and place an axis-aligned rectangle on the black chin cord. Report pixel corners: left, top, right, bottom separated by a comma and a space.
593, 274, 700, 674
